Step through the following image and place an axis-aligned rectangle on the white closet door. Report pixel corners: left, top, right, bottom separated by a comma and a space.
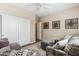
2, 14, 18, 43
18, 18, 30, 46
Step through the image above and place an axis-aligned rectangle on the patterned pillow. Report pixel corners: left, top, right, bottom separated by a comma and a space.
10, 42, 21, 50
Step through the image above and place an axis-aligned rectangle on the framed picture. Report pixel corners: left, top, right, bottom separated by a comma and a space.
52, 21, 60, 29
65, 18, 78, 29
43, 22, 49, 29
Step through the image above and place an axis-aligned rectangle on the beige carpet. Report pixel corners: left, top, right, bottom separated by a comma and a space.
21, 42, 46, 56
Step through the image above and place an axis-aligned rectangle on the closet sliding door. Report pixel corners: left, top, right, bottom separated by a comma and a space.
2, 14, 31, 46
2, 14, 19, 43
18, 18, 30, 46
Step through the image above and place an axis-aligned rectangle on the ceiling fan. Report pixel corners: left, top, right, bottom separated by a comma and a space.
24, 3, 54, 10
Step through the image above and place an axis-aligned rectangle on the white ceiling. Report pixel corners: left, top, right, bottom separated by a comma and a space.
11, 3, 79, 17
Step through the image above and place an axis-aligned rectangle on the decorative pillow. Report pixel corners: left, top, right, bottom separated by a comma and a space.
10, 42, 21, 50
64, 35, 79, 55
0, 38, 9, 49
53, 35, 72, 50
0, 46, 11, 56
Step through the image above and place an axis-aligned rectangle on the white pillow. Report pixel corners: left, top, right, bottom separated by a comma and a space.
68, 36, 79, 46
59, 35, 72, 46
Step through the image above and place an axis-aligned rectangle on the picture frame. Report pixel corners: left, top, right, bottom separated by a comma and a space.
43, 22, 49, 29
52, 21, 60, 29
65, 18, 78, 29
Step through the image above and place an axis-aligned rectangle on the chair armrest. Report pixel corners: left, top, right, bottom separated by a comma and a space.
46, 46, 68, 56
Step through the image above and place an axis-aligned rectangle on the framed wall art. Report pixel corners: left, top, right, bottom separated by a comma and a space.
65, 18, 78, 29
52, 20, 60, 29
43, 22, 49, 29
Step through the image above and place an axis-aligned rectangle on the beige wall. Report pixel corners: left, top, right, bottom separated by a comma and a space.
41, 6, 79, 41
0, 3, 36, 43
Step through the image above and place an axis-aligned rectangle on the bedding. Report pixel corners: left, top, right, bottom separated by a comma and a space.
0, 46, 42, 56
0, 46, 11, 56
52, 35, 72, 50
64, 35, 79, 55
46, 34, 79, 56
0, 38, 42, 56
10, 49, 40, 56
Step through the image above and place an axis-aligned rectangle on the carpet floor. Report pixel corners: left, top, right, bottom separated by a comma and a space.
21, 42, 46, 56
